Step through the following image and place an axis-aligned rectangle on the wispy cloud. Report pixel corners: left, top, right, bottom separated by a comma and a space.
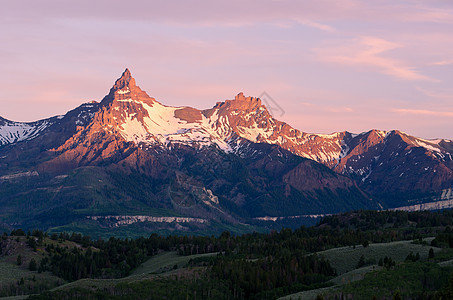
326, 106, 354, 113
430, 60, 453, 66
392, 108, 453, 117
399, 4, 453, 24
317, 36, 434, 81
416, 87, 453, 100
294, 19, 336, 32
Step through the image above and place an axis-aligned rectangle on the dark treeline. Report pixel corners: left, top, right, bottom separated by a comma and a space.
319, 209, 453, 230
4, 209, 453, 299
431, 226, 453, 248
212, 251, 335, 299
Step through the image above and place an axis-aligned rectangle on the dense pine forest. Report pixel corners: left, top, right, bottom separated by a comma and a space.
2, 210, 453, 299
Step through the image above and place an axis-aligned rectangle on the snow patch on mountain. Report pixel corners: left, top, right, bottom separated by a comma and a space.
117, 88, 130, 94
317, 132, 342, 139
236, 124, 272, 141
413, 138, 442, 153
0, 119, 53, 146
116, 101, 233, 152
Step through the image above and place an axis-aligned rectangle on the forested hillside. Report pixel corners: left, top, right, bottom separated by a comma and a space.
2, 210, 453, 299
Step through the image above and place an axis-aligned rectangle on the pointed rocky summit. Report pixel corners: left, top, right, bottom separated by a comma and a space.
112, 68, 136, 91
101, 68, 154, 105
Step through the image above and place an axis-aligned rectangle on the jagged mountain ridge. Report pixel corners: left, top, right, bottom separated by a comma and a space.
0, 69, 452, 236
1, 69, 452, 196
0, 69, 377, 235
2, 69, 451, 162
43, 70, 453, 196
1, 69, 452, 195
37, 69, 368, 201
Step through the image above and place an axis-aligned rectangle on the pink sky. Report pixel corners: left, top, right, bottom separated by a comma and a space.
1, 0, 452, 139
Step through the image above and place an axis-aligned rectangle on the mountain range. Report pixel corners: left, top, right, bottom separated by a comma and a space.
1, 69, 452, 237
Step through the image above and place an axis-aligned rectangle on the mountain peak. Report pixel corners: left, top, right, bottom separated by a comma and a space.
235, 92, 246, 101
221, 92, 262, 111
100, 69, 154, 105
112, 68, 136, 90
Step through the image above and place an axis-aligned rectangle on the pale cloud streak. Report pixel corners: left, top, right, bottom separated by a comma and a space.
392, 108, 453, 118
293, 19, 336, 32
430, 60, 453, 66
398, 4, 453, 24
317, 36, 433, 81
416, 87, 453, 101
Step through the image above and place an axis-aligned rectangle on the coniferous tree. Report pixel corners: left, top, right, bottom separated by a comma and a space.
29, 258, 37, 271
